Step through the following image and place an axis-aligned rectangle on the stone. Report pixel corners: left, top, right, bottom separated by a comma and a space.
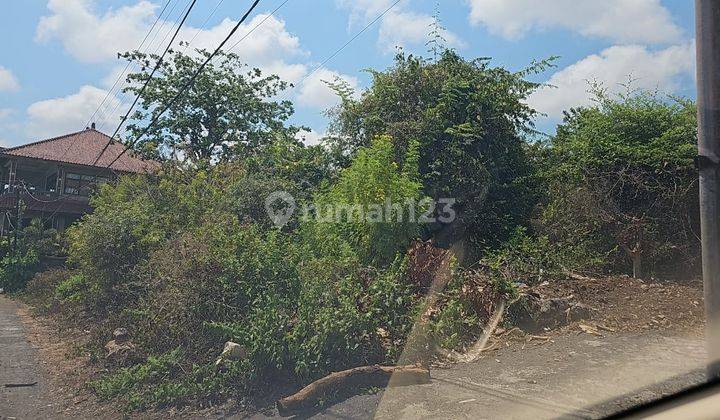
105, 339, 137, 365
112, 328, 129, 343
215, 341, 247, 366
568, 303, 593, 322
506, 294, 592, 333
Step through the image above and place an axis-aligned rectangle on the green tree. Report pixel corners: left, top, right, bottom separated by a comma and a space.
544, 89, 699, 277
327, 50, 549, 254
121, 47, 304, 163
305, 135, 424, 265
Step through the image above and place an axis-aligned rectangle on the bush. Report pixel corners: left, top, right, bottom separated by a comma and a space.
481, 227, 584, 286
0, 218, 63, 293
93, 348, 249, 411
128, 220, 303, 360
0, 249, 39, 292
304, 135, 424, 266
542, 89, 699, 277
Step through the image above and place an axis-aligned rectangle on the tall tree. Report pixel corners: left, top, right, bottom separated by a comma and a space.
544, 89, 699, 277
327, 49, 550, 254
121, 47, 303, 163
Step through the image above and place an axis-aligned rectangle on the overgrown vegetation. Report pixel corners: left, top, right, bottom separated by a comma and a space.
0, 217, 62, 292
19, 44, 700, 413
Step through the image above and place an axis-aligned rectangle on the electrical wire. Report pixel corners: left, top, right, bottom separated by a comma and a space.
107, 0, 398, 169
85, 0, 174, 130
282, 0, 401, 102
107, 0, 199, 142
181, 0, 226, 54
102, 0, 262, 171
100, 0, 223, 134
96, 0, 187, 133
91, 0, 200, 168
228, 0, 290, 52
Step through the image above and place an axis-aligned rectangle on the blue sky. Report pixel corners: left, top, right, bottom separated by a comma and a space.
0, 0, 697, 147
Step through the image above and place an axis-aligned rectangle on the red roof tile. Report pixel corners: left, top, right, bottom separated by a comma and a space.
2, 129, 160, 174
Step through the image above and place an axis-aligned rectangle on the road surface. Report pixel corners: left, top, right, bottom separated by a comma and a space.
0, 295, 56, 419
253, 331, 708, 419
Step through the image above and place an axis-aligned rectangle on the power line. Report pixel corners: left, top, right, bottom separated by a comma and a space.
228, 0, 290, 52
96, 0, 188, 133
109, 0, 198, 141
108, 0, 397, 169
85, 0, 174, 130
92, 0, 200, 167
181, 0, 226, 54
285, 0, 401, 101
101, 0, 262, 170
100, 0, 223, 133
108, 0, 396, 169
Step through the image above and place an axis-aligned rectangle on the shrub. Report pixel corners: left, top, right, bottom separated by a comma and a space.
543, 89, 699, 277
304, 135, 424, 266
129, 219, 302, 361
482, 227, 575, 286
93, 348, 249, 411
0, 249, 39, 293
24, 268, 71, 309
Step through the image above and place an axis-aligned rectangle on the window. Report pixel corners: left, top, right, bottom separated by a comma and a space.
63, 173, 108, 196
46, 173, 57, 193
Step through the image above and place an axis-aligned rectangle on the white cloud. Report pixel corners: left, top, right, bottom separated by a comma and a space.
296, 129, 324, 146
101, 64, 129, 89
527, 42, 695, 119
340, 0, 395, 24
189, 14, 305, 66
296, 68, 360, 110
36, 2, 318, 103
35, 0, 362, 116
338, 0, 464, 52
35, 1, 306, 73
26, 85, 122, 138
466, 0, 682, 44
36, 0, 158, 63
0, 66, 20, 92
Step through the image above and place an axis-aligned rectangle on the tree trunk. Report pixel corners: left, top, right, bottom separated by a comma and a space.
276, 364, 430, 416
632, 252, 643, 279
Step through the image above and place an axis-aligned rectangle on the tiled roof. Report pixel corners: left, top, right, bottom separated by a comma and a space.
1, 129, 160, 174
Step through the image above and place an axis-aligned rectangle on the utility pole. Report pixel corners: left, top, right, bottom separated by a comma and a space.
696, 0, 720, 379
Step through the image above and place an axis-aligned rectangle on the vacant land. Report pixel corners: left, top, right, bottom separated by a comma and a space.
3, 274, 705, 419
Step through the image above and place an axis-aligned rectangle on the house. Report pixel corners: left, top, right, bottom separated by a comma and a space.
0, 125, 159, 232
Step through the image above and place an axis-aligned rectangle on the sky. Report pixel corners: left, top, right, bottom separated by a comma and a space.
0, 0, 697, 147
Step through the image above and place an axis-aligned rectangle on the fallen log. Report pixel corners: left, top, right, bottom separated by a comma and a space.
276, 364, 430, 416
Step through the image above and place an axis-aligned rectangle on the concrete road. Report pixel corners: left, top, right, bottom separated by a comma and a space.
295, 332, 707, 419
0, 295, 55, 419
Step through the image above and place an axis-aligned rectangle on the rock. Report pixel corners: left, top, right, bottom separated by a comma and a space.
215, 341, 247, 366
105, 339, 137, 365
568, 303, 593, 322
506, 294, 592, 333
112, 328, 129, 343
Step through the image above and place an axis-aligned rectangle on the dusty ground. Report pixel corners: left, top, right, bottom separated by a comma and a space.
254, 275, 708, 419
1, 274, 708, 419
299, 331, 706, 420
533, 274, 704, 334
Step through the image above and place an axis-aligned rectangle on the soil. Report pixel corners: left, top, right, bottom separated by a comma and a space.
292, 275, 708, 419
532, 274, 704, 334
1, 274, 708, 419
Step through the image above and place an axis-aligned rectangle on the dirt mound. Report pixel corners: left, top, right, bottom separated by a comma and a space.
532, 275, 704, 334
